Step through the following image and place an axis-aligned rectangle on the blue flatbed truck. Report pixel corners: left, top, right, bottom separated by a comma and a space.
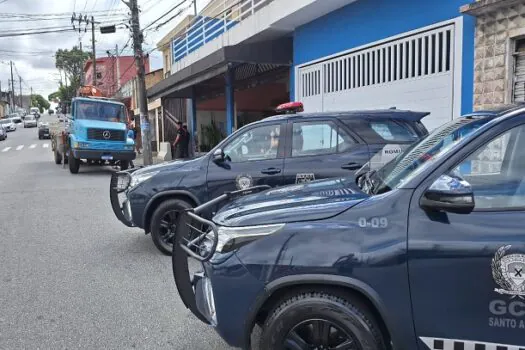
50, 96, 136, 174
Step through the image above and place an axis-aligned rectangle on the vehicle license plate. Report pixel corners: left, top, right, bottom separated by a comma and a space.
101, 155, 113, 160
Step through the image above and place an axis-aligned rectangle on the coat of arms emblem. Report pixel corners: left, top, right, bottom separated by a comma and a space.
235, 174, 253, 190
492, 245, 525, 299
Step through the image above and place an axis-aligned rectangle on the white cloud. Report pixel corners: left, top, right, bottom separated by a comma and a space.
0, 0, 210, 100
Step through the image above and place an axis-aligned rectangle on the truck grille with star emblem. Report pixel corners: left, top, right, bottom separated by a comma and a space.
87, 128, 125, 141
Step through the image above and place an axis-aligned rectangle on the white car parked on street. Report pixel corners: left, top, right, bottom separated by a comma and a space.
23, 115, 37, 128
0, 118, 17, 131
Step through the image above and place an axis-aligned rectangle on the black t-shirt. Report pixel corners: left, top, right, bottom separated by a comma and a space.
177, 128, 189, 148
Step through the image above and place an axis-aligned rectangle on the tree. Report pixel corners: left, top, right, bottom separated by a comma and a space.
54, 46, 92, 104
31, 94, 50, 113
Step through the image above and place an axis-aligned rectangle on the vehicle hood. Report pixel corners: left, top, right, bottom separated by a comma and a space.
75, 119, 127, 131
213, 177, 369, 227
129, 155, 207, 176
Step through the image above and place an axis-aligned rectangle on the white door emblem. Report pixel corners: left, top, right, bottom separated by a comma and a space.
492, 245, 525, 298
236, 174, 253, 190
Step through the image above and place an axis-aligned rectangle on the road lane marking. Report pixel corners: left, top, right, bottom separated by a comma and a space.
2, 147, 10, 152
29, 144, 36, 149
16, 145, 24, 151
43, 143, 49, 148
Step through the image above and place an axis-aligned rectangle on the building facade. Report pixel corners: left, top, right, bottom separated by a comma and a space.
461, 0, 525, 110
147, 0, 486, 150
83, 56, 150, 97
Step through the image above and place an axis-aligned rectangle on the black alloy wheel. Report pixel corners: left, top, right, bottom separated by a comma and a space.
284, 319, 359, 350
151, 199, 193, 255
159, 210, 178, 247
260, 291, 386, 350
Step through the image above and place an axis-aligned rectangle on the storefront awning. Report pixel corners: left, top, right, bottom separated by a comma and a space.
147, 37, 292, 100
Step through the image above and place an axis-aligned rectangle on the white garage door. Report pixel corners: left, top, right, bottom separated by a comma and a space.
296, 22, 457, 131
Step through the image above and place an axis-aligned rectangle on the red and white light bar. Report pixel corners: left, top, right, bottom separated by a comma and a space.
275, 101, 304, 114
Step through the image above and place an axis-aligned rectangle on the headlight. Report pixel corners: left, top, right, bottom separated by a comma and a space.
129, 171, 159, 189
214, 223, 285, 253
115, 172, 131, 192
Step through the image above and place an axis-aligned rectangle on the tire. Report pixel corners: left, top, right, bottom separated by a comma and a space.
68, 151, 80, 174
54, 150, 62, 165
150, 198, 193, 255
120, 160, 129, 171
260, 291, 387, 350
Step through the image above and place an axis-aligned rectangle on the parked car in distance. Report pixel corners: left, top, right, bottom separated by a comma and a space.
23, 115, 37, 128
38, 122, 50, 139
48, 109, 54, 115
9, 113, 22, 124
0, 118, 16, 131
173, 105, 525, 350
110, 104, 431, 255
0, 125, 6, 140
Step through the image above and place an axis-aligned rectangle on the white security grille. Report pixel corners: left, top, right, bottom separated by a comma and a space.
512, 38, 525, 102
297, 23, 456, 130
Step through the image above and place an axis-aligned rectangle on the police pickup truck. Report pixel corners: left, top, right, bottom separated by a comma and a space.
110, 104, 429, 255
173, 105, 525, 350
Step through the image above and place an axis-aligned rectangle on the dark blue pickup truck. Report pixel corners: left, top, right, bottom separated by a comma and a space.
111, 108, 430, 255
173, 105, 525, 350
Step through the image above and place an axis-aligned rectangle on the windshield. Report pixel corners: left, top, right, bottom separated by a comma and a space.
75, 100, 126, 123
25, 115, 35, 120
0, 120, 10, 125
368, 117, 493, 194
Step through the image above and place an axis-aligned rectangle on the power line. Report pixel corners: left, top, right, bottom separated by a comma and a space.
0, 28, 76, 38
143, 0, 188, 31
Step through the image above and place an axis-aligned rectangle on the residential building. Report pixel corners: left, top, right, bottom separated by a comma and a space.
83, 56, 150, 97
148, 0, 478, 150
0, 91, 10, 118
461, 0, 525, 110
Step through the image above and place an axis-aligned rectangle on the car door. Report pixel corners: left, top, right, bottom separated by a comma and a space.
408, 120, 525, 349
282, 119, 370, 185
206, 121, 286, 200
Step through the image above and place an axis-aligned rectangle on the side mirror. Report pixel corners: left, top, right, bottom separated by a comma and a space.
212, 148, 225, 162
420, 174, 475, 214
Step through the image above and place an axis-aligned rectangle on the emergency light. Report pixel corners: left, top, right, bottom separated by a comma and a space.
275, 101, 304, 114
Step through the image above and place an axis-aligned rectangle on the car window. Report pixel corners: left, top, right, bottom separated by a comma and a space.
369, 120, 419, 142
292, 121, 353, 157
450, 124, 525, 209
223, 124, 282, 163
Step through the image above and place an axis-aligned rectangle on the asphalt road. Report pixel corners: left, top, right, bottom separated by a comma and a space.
0, 114, 233, 349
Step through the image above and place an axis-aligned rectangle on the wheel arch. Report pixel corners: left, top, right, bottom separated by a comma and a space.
142, 190, 200, 233
245, 274, 394, 350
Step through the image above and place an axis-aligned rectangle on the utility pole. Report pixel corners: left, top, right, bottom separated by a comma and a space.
10, 61, 15, 112
123, 0, 153, 165
116, 44, 121, 90
194, 0, 198, 15
30, 87, 33, 107
71, 13, 97, 86
79, 40, 85, 86
91, 16, 97, 86
19, 76, 22, 109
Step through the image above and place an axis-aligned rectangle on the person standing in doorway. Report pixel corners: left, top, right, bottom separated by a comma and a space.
172, 121, 189, 159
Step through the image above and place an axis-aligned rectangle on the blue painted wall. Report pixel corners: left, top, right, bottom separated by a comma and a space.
290, 0, 475, 114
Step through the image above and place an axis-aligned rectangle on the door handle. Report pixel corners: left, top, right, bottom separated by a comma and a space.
341, 162, 361, 170
261, 167, 281, 175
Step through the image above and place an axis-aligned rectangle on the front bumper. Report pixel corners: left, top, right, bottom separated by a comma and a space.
172, 185, 272, 348
72, 149, 136, 161
189, 256, 265, 348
